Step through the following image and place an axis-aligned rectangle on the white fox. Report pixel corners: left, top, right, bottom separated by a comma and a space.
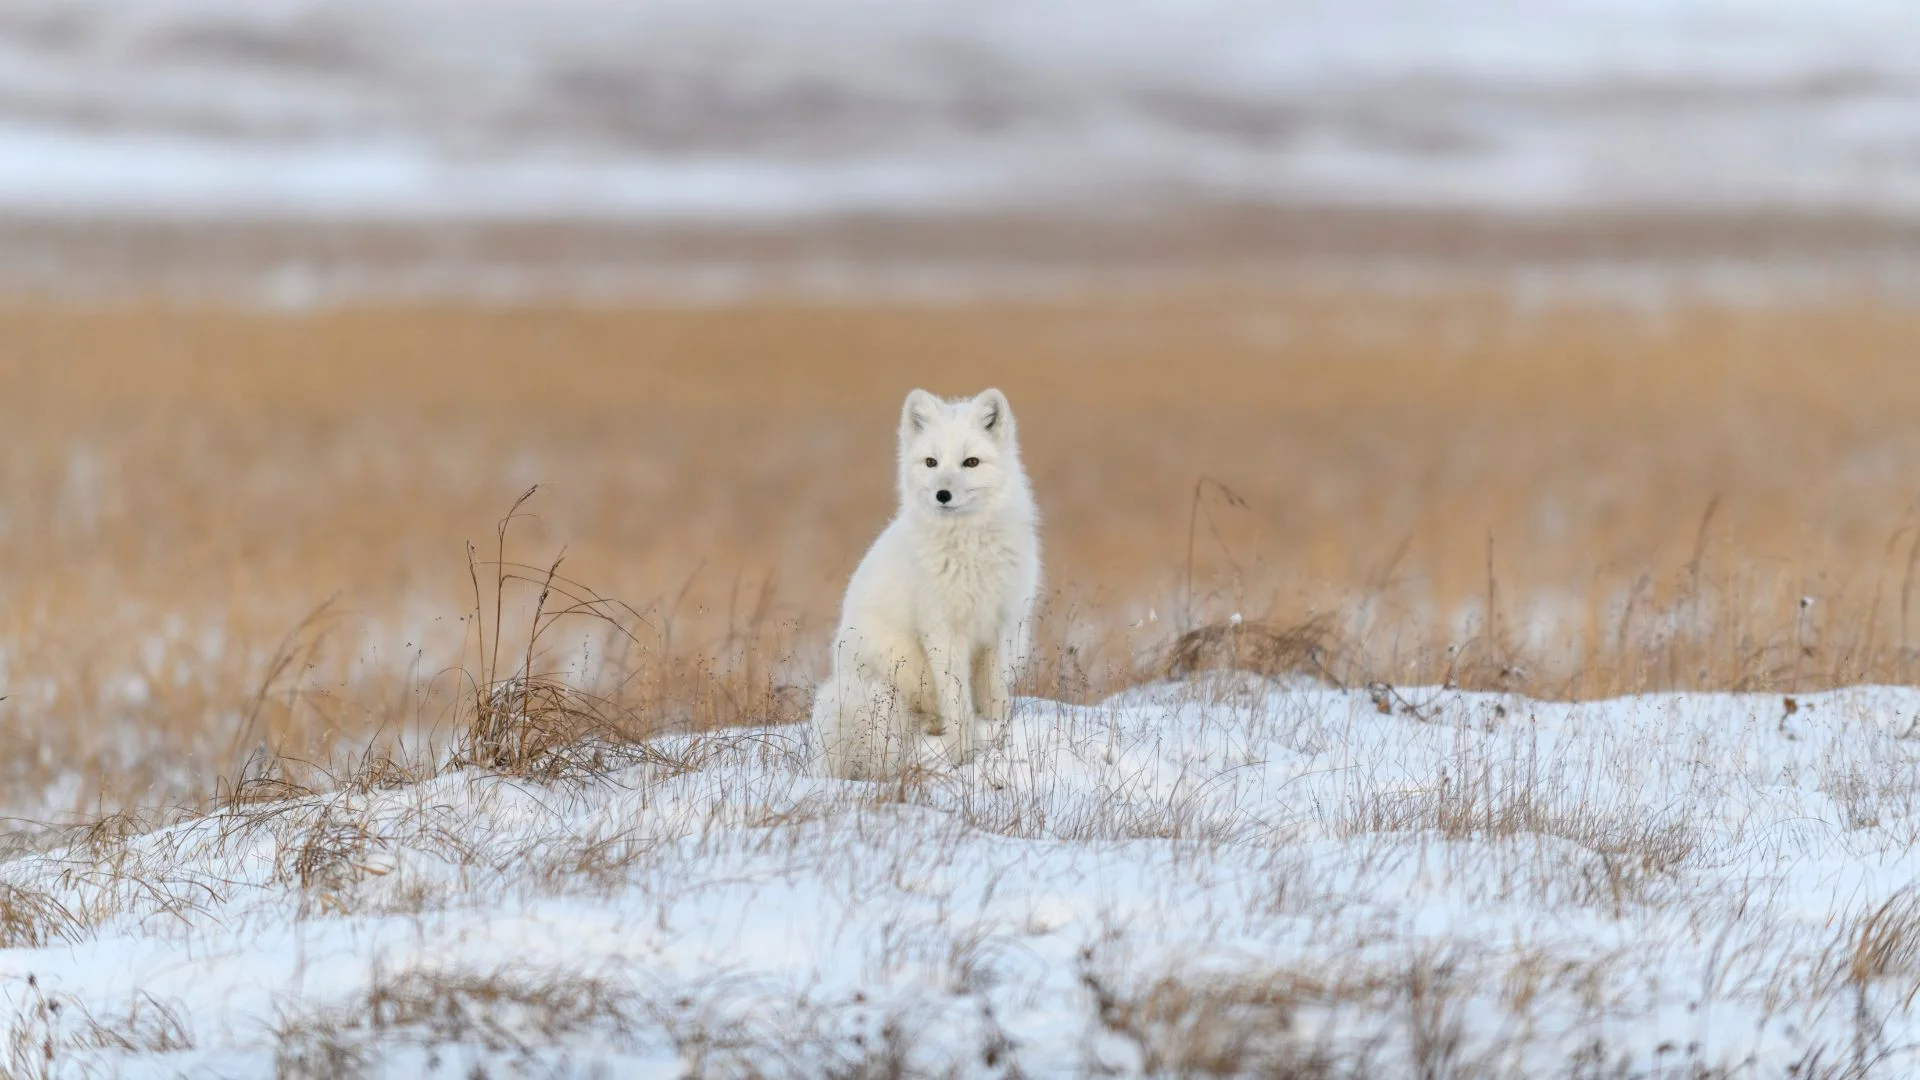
810, 388, 1041, 779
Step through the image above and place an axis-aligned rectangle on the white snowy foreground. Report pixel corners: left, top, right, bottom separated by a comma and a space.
6, 679, 1920, 1077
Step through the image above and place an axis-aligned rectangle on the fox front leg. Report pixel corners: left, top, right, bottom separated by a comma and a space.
921, 632, 975, 741
973, 639, 1012, 731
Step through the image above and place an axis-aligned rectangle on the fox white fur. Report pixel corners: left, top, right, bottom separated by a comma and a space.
810, 388, 1041, 779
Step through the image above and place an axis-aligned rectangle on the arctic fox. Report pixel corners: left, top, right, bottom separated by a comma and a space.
810, 388, 1041, 779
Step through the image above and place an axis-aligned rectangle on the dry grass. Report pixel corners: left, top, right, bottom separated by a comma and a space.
1078, 957, 1334, 1077
0, 887, 77, 951
6, 288, 1920, 815
271, 962, 998, 1079
1818, 891, 1920, 1014
271, 966, 640, 1079
5, 976, 192, 1080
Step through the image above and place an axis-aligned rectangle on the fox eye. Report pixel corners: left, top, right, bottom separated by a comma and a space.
924, 457, 937, 468
962, 457, 980, 468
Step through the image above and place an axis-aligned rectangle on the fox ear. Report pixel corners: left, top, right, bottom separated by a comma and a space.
901, 389, 940, 438
972, 388, 1013, 440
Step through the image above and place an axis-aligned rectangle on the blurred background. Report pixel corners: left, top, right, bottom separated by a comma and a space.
6, 0, 1920, 816
5, 0, 1920, 297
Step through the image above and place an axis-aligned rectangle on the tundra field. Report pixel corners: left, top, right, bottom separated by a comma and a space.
8, 289, 1920, 1076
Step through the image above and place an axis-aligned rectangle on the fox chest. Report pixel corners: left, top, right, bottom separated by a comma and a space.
916, 533, 1025, 637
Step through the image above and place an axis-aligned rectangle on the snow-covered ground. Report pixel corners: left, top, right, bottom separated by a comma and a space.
2, 0, 1918, 219
4, 677, 1920, 1076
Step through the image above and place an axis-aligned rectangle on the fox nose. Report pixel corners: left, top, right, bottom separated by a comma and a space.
936, 489, 952, 504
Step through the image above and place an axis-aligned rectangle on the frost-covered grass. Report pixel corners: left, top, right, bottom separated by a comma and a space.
5, 677, 1920, 1077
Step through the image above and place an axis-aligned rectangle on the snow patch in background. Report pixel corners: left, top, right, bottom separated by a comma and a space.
2, 0, 1919, 219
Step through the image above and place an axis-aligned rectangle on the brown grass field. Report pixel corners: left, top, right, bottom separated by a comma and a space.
7, 287, 1920, 816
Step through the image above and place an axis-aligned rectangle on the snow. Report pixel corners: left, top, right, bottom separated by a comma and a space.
3, 0, 1919, 219
0, 125, 1011, 220
5, 678, 1920, 1075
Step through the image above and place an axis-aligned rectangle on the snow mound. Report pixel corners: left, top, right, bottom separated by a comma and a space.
4, 682, 1920, 1076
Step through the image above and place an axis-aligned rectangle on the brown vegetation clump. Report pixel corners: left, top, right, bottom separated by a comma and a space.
0, 884, 79, 950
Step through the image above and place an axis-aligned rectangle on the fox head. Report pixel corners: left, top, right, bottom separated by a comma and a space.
897, 388, 1024, 519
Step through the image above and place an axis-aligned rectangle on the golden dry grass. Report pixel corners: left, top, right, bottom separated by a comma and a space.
5, 287, 1920, 814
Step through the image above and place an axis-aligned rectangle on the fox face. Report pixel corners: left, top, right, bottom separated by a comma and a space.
897, 388, 1019, 518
